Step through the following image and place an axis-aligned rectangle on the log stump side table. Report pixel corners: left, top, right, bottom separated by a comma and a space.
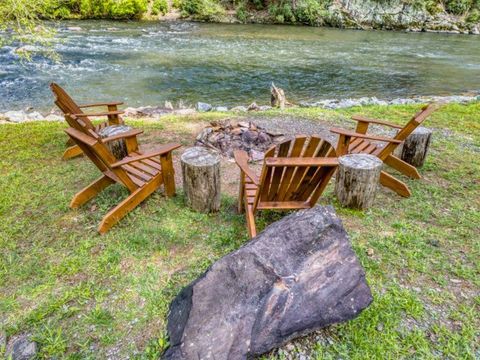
98, 125, 132, 160
400, 127, 433, 168
181, 146, 221, 213
335, 154, 383, 210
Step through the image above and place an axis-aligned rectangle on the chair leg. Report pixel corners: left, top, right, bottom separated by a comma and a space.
245, 202, 257, 239
379, 171, 411, 197
160, 153, 176, 197
384, 154, 421, 179
238, 172, 245, 214
98, 176, 162, 234
63, 145, 84, 160
70, 175, 114, 209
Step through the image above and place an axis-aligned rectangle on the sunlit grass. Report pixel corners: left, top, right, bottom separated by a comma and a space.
0, 102, 479, 358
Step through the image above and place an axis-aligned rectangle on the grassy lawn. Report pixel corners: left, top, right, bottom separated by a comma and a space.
0, 102, 479, 359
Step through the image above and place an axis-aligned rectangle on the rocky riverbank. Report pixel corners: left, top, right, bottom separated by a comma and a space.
1, 93, 478, 124
177, 0, 480, 35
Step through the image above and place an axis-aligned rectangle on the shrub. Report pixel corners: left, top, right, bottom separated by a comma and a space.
179, 0, 225, 20
109, 0, 148, 18
466, 7, 480, 21
152, 0, 168, 14
294, 0, 322, 25
269, 2, 295, 23
444, 0, 473, 14
236, 2, 248, 22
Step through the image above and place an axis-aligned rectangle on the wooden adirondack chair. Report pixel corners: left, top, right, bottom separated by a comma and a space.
234, 136, 339, 238
64, 114, 181, 234
50, 82, 132, 160
331, 103, 439, 197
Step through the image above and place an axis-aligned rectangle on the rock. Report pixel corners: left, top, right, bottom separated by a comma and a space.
247, 102, 260, 111
250, 149, 265, 162
4, 110, 28, 123
231, 106, 247, 112
5, 333, 37, 360
242, 130, 259, 143
0, 331, 6, 350
164, 206, 373, 359
258, 105, 272, 111
214, 106, 229, 112
27, 111, 44, 121
44, 114, 64, 122
174, 109, 197, 116
196, 102, 212, 112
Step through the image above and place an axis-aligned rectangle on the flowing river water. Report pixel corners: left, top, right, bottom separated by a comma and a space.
0, 21, 479, 111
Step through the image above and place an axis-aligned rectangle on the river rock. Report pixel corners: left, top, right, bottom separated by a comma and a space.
5, 333, 38, 360
231, 105, 247, 112
44, 114, 64, 121
27, 111, 44, 121
4, 110, 28, 123
196, 102, 212, 112
164, 206, 373, 359
215, 106, 229, 112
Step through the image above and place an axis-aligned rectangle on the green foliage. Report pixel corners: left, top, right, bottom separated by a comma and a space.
179, 0, 225, 20
236, 2, 248, 22
77, 0, 148, 19
466, 7, 480, 21
268, 1, 295, 23
444, 0, 473, 14
294, 0, 323, 25
151, 0, 169, 15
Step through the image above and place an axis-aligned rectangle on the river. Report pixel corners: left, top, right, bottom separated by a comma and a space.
1, 20, 479, 111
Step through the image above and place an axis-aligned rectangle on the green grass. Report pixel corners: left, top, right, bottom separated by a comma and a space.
0, 102, 479, 358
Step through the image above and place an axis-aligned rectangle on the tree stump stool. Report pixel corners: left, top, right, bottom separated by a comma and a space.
335, 154, 383, 209
181, 147, 221, 213
400, 127, 432, 167
98, 125, 132, 160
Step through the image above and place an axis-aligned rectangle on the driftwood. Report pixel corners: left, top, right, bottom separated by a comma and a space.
98, 125, 132, 160
335, 154, 382, 209
400, 127, 432, 167
181, 147, 221, 213
270, 83, 286, 109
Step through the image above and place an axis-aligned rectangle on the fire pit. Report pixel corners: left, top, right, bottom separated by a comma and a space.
195, 119, 284, 161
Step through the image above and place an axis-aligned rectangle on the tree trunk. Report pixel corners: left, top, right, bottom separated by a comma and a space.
335, 154, 382, 209
401, 127, 432, 168
98, 125, 132, 160
181, 147, 221, 213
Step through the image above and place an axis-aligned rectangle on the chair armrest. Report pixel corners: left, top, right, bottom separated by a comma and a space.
233, 150, 260, 185
265, 157, 338, 167
78, 102, 123, 108
351, 115, 403, 129
101, 129, 144, 143
111, 143, 181, 168
72, 111, 124, 118
330, 128, 402, 144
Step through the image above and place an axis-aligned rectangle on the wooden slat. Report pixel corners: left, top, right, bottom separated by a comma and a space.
267, 140, 291, 201
130, 161, 159, 176
276, 136, 307, 201
265, 157, 338, 167
259, 147, 276, 203
257, 201, 311, 210
123, 164, 152, 181
351, 140, 371, 154
282, 136, 321, 201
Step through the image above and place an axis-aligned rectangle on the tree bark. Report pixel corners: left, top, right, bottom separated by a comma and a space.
335, 154, 382, 209
401, 127, 432, 167
98, 125, 132, 160
181, 147, 221, 213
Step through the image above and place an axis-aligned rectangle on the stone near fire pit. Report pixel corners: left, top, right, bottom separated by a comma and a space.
163, 206, 373, 359
195, 119, 283, 160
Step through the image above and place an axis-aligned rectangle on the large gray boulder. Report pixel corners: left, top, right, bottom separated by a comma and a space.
164, 206, 372, 359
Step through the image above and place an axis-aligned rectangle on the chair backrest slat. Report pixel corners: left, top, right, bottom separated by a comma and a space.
50, 83, 95, 130
378, 103, 438, 160
257, 136, 336, 208
65, 125, 137, 191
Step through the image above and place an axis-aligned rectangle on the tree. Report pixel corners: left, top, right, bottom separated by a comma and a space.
0, 0, 59, 60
